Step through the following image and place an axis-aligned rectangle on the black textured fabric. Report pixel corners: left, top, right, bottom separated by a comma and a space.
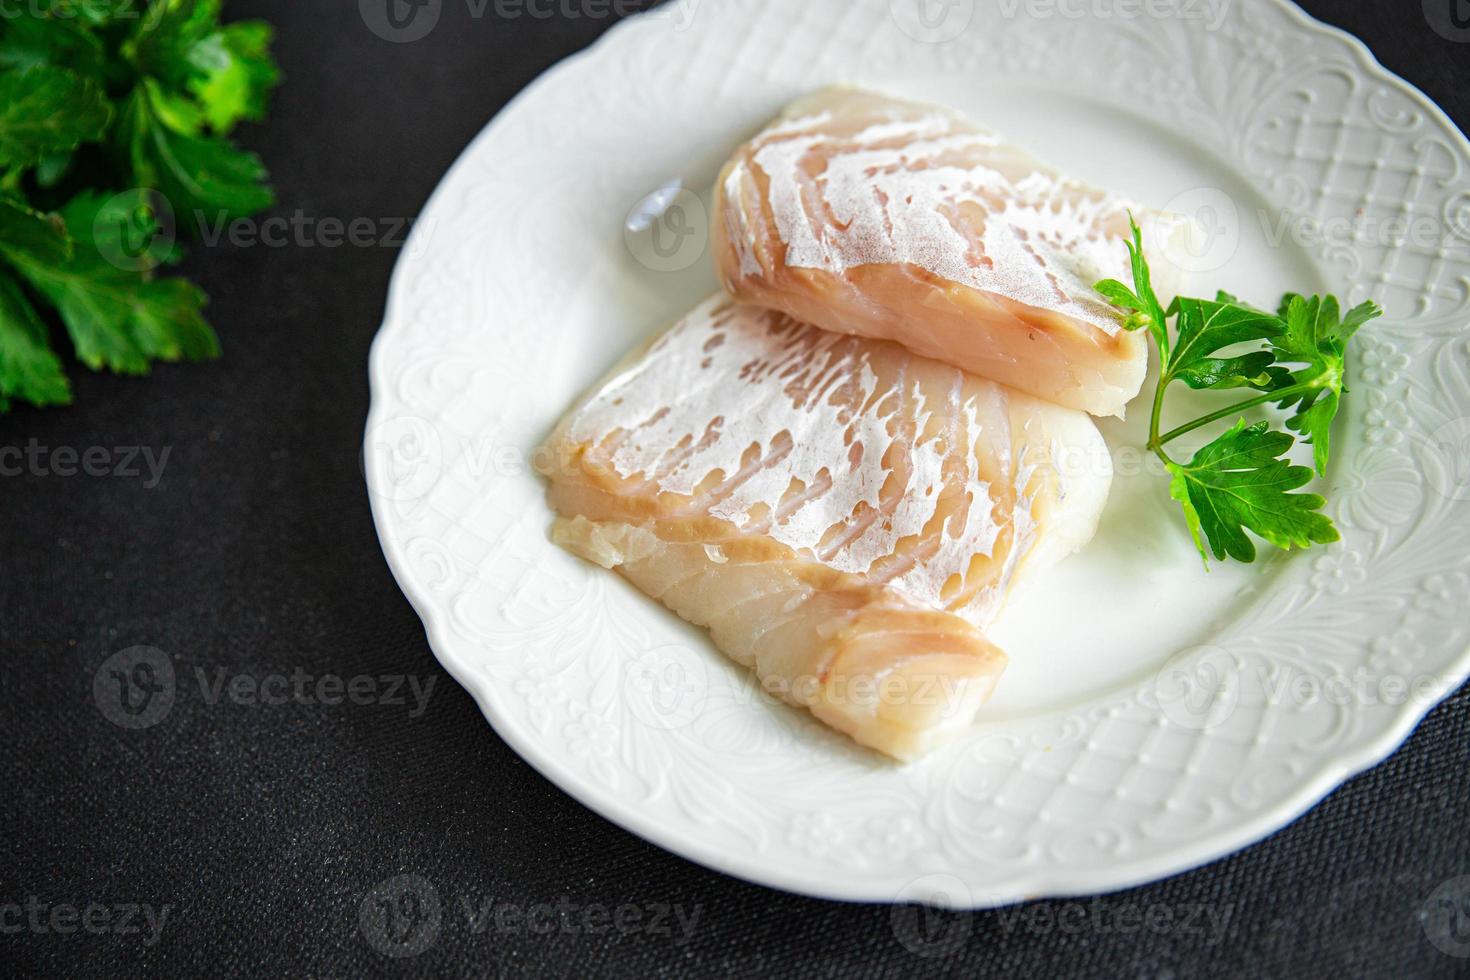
3, 2, 1468, 977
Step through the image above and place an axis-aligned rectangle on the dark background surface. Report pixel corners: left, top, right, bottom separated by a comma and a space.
2, 1, 1467, 977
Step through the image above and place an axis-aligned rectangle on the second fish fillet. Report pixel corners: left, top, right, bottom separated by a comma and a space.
715, 86, 1194, 417
544, 297, 1112, 760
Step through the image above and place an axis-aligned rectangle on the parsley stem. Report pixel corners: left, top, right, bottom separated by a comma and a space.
1153, 384, 1310, 448
1147, 375, 1175, 466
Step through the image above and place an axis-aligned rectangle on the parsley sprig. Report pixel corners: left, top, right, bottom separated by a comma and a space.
0, 0, 280, 412
1096, 218, 1383, 565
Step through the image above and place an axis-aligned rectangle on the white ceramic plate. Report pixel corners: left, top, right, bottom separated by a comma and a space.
365, 0, 1470, 906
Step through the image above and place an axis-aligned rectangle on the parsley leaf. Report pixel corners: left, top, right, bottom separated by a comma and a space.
1095, 216, 1170, 357
185, 20, 280, 134
0, 269, 70, 409
126, 0, 225, 80
0, 12, 109, 78
3, 192, 216, 374
1166, 420, 1340, 563
0, 64, 110, 170
126, 0, 280, 135
120, 81, 275, 233
1270, 293, 1384, 475
1167, 293, 1290, 392
0, 196, 73, 265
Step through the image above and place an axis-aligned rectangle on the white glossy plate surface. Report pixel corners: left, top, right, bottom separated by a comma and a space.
366, 0, 1470, 905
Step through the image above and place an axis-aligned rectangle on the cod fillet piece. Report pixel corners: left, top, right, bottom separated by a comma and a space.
715, 86, 1194, 417
544, 297, 1111, 760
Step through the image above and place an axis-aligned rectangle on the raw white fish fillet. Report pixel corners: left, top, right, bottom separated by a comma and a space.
714, 86, 1194, 417
544, 297, 1112, 760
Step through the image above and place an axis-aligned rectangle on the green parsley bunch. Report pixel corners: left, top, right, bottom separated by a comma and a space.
1097, 218, 1383, 566
0, 0, 280, 412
